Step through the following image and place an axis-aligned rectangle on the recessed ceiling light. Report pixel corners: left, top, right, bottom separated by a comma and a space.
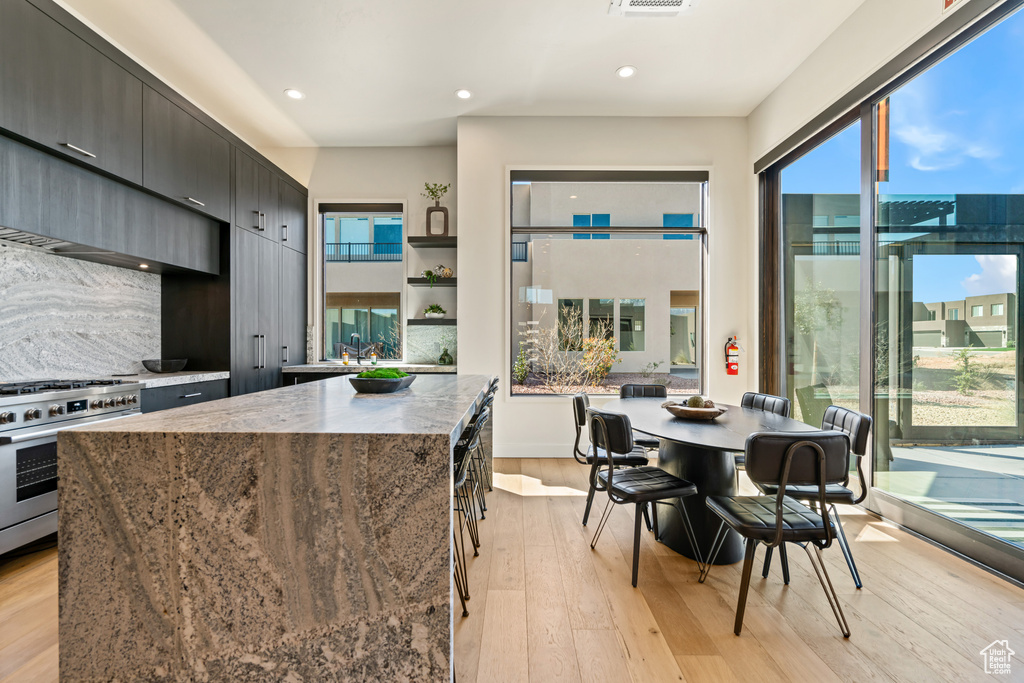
616, 65, 637, 78
284, 88, 305, 100
569, 195, 578, 199
139, 264, 149, 269
455, 89, 473, 100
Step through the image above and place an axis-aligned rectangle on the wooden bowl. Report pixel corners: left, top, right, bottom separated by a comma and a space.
662, 401, 728, 420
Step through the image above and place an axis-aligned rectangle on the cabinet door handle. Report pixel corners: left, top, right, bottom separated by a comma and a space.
260, 213, 266, 232
261, 334, 267, 369
283, 345, 289, 363
254, 335, 261, 369
185, 197, 206, 207
181, 393, 202, 399
60, 142, 96, 158
253, 210, 261, 230
282, 224, 288, 241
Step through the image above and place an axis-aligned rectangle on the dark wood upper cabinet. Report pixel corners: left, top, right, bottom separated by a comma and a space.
0, 0, 143, 183
235, 149, 280, 241
280, 182, 308, 254
143, 86, 230, 222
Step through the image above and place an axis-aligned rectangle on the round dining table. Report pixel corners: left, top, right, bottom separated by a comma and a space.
601, 397, 818, 565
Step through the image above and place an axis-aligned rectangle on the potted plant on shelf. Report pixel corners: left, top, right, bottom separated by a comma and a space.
421, 268, 438, 287
422, 182, 451, 237
424, 304, 447, 319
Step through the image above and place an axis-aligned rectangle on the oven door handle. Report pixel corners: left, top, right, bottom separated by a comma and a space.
0, 413, 139, 445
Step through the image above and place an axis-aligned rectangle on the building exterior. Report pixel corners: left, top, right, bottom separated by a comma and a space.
912, 293, 1016, 348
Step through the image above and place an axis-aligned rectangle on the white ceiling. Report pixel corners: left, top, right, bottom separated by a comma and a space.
59, 0, 866, 148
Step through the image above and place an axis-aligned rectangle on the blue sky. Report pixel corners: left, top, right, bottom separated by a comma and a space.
782, 7, 1024, 301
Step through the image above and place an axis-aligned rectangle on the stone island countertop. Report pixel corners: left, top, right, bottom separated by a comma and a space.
58, 374, 492, 681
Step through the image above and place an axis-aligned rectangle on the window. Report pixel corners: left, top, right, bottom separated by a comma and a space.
319, 203, 405, 360
948, 308, 959, 321
972, 305, 983, 317
510, 172, 707, 395
928, 310, 937, 321
992, 303, 1004, 316
620, 299, 646, 352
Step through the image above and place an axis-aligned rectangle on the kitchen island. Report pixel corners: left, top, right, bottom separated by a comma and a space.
58, 373, 492, 681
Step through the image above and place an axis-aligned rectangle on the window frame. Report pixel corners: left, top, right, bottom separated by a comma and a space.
505, 168, 710, 398
313, 199, 408, 363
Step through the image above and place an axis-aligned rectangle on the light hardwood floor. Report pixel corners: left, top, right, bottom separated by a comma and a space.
455, 458, 1024, 683
3, 457, 1023, 683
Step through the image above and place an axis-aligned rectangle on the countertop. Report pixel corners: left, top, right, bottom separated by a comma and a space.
73, 373, 489, 435
102, 370, 230, 389
282, 363, 456, 374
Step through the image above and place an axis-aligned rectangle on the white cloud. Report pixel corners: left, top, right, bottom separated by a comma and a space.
890, 82, 1000, 173
961, 255, 1017, 296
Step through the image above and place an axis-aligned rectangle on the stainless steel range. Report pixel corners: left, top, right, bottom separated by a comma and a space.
0, 379, 141, 555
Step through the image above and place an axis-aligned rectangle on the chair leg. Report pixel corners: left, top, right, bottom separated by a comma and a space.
698, 520, 728, 584
830, 504, 863, 589
590, 499, 614, 550
733, 538, 757, 636
761, 546, 773, 579
651, 501, 660, 540
779, 543, 791, 585
642, 503, 653, 532
459, 486, 480, 555
631, 503, 644, 587
582, 481, 597, 526
802, 542, 851, 638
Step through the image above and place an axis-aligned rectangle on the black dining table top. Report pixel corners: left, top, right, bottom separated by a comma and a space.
601, 397, 818, 452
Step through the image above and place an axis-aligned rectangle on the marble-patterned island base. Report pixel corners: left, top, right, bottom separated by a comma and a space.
59, 429, 454, 681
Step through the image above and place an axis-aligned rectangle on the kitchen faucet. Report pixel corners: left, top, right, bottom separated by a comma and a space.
350, 333, 364, 365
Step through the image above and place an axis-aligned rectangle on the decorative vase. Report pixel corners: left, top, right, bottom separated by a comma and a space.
425, 312, 446, 319
434, 264, 454, 278
438, 347, 454, 365
426, 199, 449, 237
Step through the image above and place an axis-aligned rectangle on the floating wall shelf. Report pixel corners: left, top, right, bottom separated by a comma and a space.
408, 277, 457, 287
407, 318, 457, 326
407, 236, 457, 248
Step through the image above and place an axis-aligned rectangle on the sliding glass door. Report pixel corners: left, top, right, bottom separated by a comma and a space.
873, 10, 1024, 553
770, 4, 1024, 578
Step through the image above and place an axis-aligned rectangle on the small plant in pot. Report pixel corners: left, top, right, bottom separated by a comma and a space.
424, 304, 446, 319
421, 268, 438, 287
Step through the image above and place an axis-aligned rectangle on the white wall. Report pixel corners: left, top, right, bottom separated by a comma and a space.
457, 116, 754, 458
303, 146, 457, 359
748, 0, 973, 164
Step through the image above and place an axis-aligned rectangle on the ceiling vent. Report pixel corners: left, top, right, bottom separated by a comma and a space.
608, 0, 698, 17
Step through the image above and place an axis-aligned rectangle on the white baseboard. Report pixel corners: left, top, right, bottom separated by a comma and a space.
494, 443, 572, 458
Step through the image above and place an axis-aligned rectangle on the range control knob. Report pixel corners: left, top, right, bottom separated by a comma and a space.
0, 411, 15, 424
127, 394, 138, 405
49, 404, 66, 417
91, 399, 104, 410
25, 408, 42, 420
116, 396, 128, 406
104, 398, 116, 408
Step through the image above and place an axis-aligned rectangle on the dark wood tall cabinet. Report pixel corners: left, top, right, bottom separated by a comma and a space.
281, 247, 308, 367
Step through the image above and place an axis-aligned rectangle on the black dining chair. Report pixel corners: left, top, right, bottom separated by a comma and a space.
758, 405, 873, 588
735, 392, 792, 471
618, 384, 667, 450
587, 407, 702, 587
699, 430, 852, 637
572, 393, 650, 527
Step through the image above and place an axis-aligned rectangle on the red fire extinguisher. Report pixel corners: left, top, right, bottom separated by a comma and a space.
725, 336, 740, 376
